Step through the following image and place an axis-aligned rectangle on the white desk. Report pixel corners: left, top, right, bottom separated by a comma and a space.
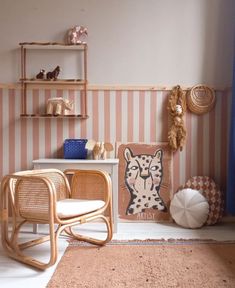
33, 159, 119, 232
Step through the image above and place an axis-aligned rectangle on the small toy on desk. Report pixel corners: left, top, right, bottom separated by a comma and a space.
46, 66, 61, 80
86, 140, 114, 160
47, 97, 73, 116
67, 25, 88, 44
36, 69, 46, 80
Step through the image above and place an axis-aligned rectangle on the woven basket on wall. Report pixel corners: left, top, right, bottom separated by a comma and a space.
187, 84, 215, 115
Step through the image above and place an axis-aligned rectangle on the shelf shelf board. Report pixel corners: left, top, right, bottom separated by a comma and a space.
20, 114, 89, 119
19, 42, 87, 50
20, 79, 87, 85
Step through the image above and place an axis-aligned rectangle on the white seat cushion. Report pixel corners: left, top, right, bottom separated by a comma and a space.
56, 199, 105, 218
170, 188, 209, 229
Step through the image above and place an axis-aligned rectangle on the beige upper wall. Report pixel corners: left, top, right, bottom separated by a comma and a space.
0, 0, 234, 87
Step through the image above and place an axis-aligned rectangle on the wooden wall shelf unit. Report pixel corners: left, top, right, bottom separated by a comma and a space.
20, 114, 89, 119
19, 42, 88, 119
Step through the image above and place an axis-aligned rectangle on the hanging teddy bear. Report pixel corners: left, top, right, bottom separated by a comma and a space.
167, 85, 187, 151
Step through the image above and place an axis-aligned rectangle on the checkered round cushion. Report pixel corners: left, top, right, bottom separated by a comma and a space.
180, 176, 224, 225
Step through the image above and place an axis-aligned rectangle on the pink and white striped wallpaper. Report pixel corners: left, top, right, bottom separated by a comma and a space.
0, 87, 231, 193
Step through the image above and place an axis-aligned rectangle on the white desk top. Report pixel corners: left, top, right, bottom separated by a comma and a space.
33, 158, 119, 164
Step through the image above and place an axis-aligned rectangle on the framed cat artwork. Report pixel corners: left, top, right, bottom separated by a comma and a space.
116, 142, 173, 222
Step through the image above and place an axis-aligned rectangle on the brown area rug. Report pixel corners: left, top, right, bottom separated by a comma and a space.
47, 240, 235, 288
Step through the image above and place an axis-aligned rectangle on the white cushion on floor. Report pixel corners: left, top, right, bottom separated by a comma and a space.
56, 198, 105, 218
170, 188, 209, 229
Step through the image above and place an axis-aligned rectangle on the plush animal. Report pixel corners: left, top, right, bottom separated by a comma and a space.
85, 140, 113, 160
47, 97, 73, 116
46, 66, 61, 80
36, 69, 46, 80
67, 26, 88, 44
167, 85, 187, 151
168, 115, 186, 151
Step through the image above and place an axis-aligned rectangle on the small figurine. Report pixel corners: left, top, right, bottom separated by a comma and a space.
46, 66, 61, 80
67, 26, 88, 44
47, 97, 73, 116
85, 140, 113, 160
36, 69, 46, 80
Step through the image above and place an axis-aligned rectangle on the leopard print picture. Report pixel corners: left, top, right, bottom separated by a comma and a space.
124, 147, 167, 215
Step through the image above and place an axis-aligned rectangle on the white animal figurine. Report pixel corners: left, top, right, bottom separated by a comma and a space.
67, 26, 88, 44
86, 140, 113, 160
47, 97, 73, 116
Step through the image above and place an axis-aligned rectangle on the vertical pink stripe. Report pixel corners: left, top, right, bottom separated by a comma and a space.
150, 91, 156, 142
185, 111, 192, 181
68, 90, 75, 138
0, 89, 2, 177
80, 90, 87, 138
32, 89, 39, 160
44, 90, 51, 158
56, 118, 63, 158
116, 91, 122, 142
173, 150, 180, 193
127, 91, 134, 142
162, 91, 169, 141
197, 116, 204, 175
139, 91, 145, 142
80, 119, 87, 138
9, 89, 15, 173
209, 107, 216, 178
92, 90, 99, 141
220, 91, 228, 191
56, 90, 63, 158
104, 90, 110, 142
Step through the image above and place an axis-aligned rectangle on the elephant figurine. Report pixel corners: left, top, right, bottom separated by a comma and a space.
46, 97, 73, 116
86, 140, 114, 160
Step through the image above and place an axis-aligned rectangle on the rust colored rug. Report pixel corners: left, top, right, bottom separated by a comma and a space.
47, 240, 235, 288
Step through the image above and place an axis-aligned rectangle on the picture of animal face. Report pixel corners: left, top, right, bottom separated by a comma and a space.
124, 147, 167, 215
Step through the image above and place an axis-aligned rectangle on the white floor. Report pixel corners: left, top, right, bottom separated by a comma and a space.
1, 221, 235, 288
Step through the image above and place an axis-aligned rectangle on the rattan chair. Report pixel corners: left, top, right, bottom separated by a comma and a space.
0, 168, 113, 270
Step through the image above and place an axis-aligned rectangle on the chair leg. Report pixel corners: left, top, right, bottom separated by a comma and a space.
107, 200, 114, 236
1, 219, 60, 270
65, 215, 113, 245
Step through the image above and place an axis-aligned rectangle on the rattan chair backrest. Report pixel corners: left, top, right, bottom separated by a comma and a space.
9, 169, 70, 220
15, 177, 51, 220
70, 171, 107, 201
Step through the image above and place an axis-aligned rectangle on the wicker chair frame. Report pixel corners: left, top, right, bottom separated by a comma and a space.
1, 168, 113, 270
